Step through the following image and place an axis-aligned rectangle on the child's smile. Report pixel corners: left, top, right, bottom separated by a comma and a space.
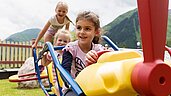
76, 19, 96, 44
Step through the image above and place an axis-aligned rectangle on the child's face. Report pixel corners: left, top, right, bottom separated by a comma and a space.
55, 6, 68, 19
54, 33, 70, 46
76, 19, 97, 45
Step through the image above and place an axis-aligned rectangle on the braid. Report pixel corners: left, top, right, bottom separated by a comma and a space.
66, 15, 75, 26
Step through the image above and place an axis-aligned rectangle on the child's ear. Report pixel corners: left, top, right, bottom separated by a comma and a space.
95, 28, 100, 34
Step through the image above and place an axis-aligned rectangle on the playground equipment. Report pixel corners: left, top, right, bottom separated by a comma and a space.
8, 58, 48, 83
33, 0, 171, 96
33, 36, 119, 96
8, 70, 47, 83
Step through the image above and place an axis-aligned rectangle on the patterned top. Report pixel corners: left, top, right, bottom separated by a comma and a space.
62, 40, 104, 78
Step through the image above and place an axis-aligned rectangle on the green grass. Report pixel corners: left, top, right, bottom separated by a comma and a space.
0, 79, 45, 96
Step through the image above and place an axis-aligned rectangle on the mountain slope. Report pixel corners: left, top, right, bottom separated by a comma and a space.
103, 8, 171, 48
5, 9, 171, 47
5, 28, 41, 42
104, 9, 139, 48
167, 12, 171, 46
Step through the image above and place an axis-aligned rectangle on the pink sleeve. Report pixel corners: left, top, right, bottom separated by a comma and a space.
93, 44, 105, 51
62, 42, 76, 58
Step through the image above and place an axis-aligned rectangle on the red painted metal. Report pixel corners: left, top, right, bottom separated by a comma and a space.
131, 0, 171, 95
137, 0, 168, 61
9, 75, 48, 82
165, 46, 171, 56
0, 43, 42, 48
0, 61, 24, 64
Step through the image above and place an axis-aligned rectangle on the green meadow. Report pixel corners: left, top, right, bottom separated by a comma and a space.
0, 79, 44, 96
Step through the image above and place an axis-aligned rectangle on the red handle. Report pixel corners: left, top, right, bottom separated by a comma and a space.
97, 50, 111, 57
86, 50, 111, 66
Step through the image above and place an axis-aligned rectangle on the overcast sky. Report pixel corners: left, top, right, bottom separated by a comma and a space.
0, 0, 170, 40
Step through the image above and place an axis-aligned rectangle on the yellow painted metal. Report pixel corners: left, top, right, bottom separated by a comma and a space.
97, 50, 142, 63
47, 61, 64, 87
76, 51, 142, 96
47, 63, 55, 85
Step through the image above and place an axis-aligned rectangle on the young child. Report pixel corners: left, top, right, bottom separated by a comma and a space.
41, 29, 71, 66
32, 1, 72, 48
41, 29, 71, 96
61, 11, 104, 79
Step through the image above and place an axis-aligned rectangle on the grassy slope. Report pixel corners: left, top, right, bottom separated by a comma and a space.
167, 14, 171, 46
0, 79, 44, 96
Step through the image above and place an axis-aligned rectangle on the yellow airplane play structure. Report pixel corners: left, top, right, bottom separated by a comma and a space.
33, 0, 171, 96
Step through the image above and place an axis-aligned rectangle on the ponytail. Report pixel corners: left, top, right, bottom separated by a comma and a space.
66, 15, 75, 26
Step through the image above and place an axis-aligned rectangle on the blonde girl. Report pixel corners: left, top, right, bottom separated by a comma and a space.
41, 29, 71, 96
32, 1, 72, 48
41, 29, 71, 66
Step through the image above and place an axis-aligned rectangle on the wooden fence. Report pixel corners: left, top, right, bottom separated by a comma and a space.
0, 39, 43, 69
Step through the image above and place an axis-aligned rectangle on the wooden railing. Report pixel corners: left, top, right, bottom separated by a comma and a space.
0, 39, 43, 69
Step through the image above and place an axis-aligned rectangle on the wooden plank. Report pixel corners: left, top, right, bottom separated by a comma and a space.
2, 41, 6, 68
14, 42, 18, 67
0, 61, 24, 64
0, 41, 2, 68
18, 42, 22, 67
0, 40, 43, 69
22, 42, 26, 62
6, 41, 10, 68
10, 42, 14, 68
29, 41, 32, 57
26, 41, 29, 59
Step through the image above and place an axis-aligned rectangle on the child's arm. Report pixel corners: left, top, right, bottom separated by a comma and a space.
61, 50, 73, 73
32, 21, 51, 48
65, 22, 70, 30
41, 52, 51, 66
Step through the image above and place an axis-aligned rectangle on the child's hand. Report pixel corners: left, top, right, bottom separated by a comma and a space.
46, 53, 52, 61
41, 52, 52, 66
85, 50, 98, 66
32, 43, 37, 48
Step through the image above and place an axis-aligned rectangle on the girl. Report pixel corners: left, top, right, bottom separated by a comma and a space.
41, 29, 71, 96
41, 29, 71, 66
32, 1, 72, 48
61, 11, 104, 79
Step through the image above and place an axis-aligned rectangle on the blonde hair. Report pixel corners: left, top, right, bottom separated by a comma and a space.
55, 1, 75, 25
55, 1, 68, 11
53, 29, 71, 44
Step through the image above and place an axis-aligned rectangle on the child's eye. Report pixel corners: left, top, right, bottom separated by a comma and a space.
58, 10, 61, 12
64, 41, 67, 43
58, 39, 62, 42
76, 26, 82, 30
85, 28, 91, 31
62, 11, 66, 13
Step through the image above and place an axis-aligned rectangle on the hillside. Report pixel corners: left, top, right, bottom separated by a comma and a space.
5, 28, 41, 42
103, 8, 171, 48
5, 9, 171, 48
167, 13, 171, 46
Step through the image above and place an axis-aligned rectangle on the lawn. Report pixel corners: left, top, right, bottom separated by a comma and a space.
0, 79, 44, 96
